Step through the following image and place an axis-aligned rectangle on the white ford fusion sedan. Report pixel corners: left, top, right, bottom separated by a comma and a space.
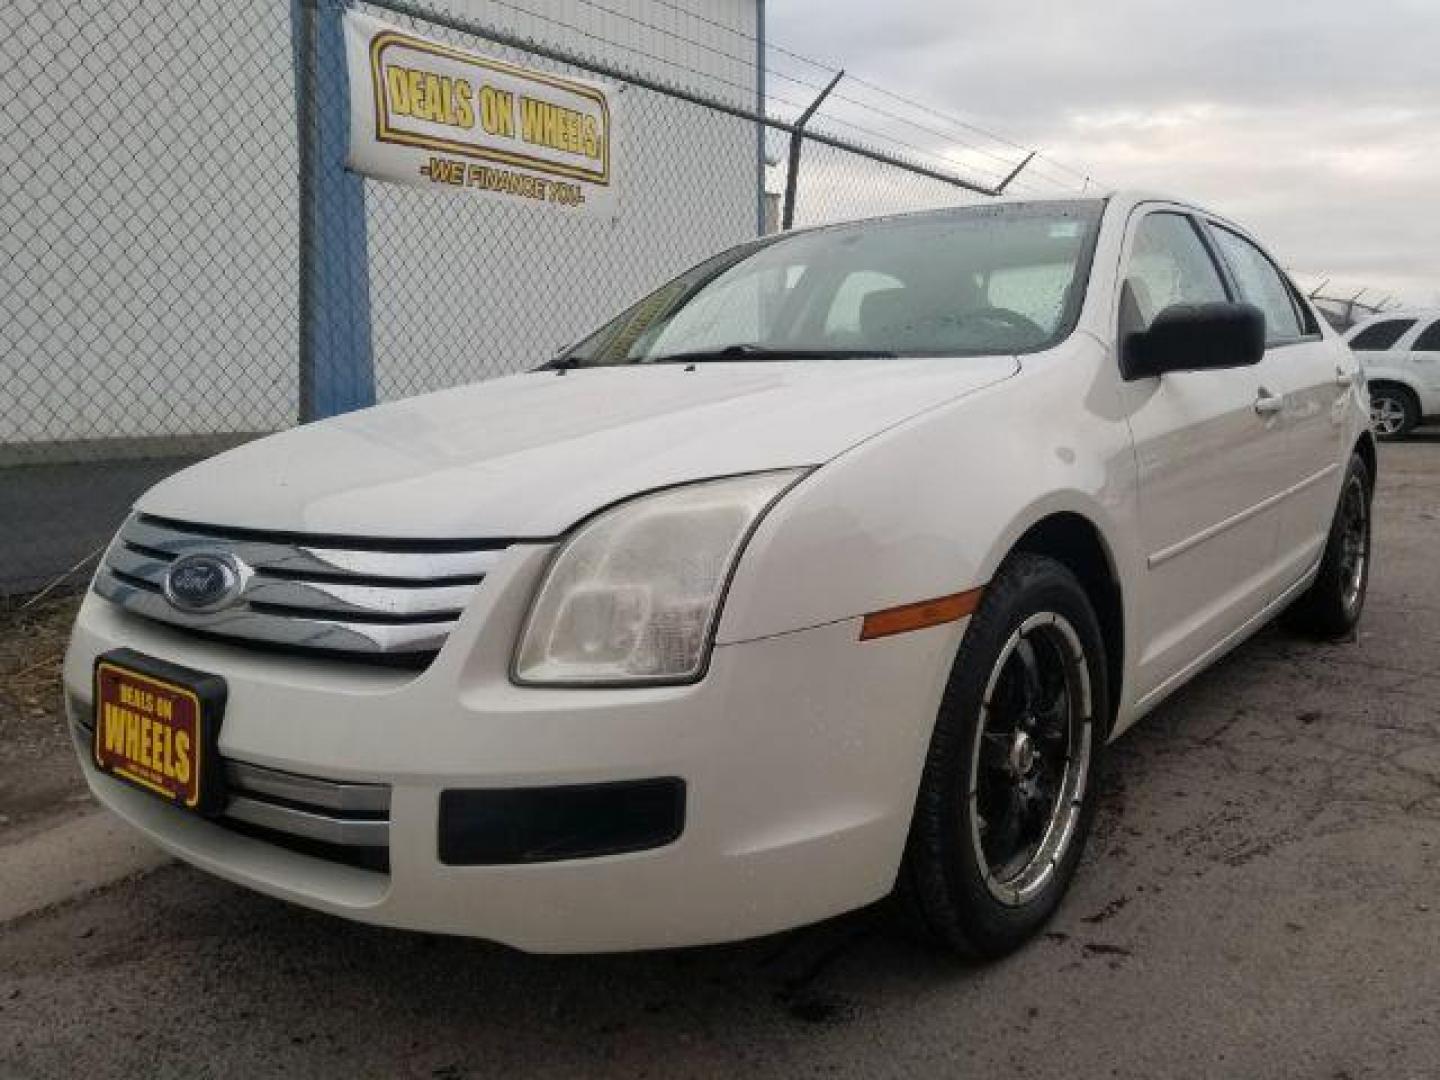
66, 192, 1373, 957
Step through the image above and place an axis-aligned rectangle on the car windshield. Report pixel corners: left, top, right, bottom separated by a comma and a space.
556, 200, 1104, 367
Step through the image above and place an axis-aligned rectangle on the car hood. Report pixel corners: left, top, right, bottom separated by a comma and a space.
139, 358, 1017, 537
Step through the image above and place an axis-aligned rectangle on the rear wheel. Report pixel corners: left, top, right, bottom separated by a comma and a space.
1284, 453, 1372, 639
1369, 384, 1417, 440
896, 554, 1107, 958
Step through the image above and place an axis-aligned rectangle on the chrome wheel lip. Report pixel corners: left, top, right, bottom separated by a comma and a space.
968, 611, 1093, 908
1338, 473, 1369, 614
1370, 396, 1407, 437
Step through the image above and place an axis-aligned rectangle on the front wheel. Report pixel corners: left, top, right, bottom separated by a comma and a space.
896, 554, 1108, 958
1284, 453, 1372, 639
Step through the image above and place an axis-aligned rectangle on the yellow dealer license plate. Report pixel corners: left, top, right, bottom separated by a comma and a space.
93, 649, 227, 815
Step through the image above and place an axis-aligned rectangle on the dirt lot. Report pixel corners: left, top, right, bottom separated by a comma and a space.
0, 592, 85, 844
1, 439, 1438, 1079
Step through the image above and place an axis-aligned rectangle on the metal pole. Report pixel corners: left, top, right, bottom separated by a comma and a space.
1344, 289, 1366, 327
782, 69, 844, 231
291, 0, 374, 422
994, 151, 1035, 194
754, 0, 766, 236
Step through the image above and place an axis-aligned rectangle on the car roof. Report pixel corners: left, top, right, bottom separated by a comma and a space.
782, 189, 1217, 240
1346, 309, 1440, 334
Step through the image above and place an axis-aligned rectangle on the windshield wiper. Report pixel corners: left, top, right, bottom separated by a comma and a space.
646, 344, 897, 364
543, 344, 899, 371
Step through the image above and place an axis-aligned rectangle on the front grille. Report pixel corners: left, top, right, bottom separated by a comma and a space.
93, 514, 508, 663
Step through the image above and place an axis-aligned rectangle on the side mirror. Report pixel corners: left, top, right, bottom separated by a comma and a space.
1123, 301, 1266, 380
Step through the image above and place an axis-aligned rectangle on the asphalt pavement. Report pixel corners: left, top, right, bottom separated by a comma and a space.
0, 456, 201, 596
2, 439, 1438, 1079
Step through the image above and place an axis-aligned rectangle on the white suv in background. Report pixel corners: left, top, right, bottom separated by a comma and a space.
1345, 311, 1440, 438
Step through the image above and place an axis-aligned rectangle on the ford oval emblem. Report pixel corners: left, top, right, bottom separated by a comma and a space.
162, 553, 244, 613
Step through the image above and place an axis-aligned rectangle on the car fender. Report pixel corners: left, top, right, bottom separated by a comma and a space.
1359, 360, 1426, 407
716, 338, 1141, 653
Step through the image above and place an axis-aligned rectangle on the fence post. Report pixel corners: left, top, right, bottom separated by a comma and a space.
994, 151, 1035, 194
1346, 288, 1366, 327
781, 69, 843, 231
291, 0, 375, 422
754, 0, 766, 236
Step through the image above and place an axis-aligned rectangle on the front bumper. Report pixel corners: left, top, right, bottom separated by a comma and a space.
65, 544, 963, 952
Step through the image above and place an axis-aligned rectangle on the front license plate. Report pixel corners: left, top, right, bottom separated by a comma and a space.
93, 649, 227, 815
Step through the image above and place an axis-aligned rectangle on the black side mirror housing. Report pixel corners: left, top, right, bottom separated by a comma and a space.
1123, 301, 1266, 380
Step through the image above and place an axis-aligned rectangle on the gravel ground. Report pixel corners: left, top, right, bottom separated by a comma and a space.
0, 593, 86, 843
1, 439, 1437, 1079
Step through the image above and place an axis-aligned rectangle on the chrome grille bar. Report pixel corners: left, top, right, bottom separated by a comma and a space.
73, 706, 390, 856
224, 761, 391, 816
94, 514, 508, 659
123, 516, 506, 582
223, 760, 390, 849
106, 544, 476, 620
225, 795, 389, 847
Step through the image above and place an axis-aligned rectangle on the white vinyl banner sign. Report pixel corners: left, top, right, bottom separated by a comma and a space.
342, 12, 616, 216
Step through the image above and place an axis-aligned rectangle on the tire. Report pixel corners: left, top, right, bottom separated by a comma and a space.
1283, 453, 1372, 639
1368, 384, 1417, 440
895, 553, 1108, 959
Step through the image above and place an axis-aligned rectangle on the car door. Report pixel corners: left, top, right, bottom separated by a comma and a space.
1205, 221, 1355, 590
1116, 208, 1292, 706
1402, 317, 1440, 413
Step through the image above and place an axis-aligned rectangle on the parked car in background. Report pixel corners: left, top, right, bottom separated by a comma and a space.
65, 192, 1374, 959
1345, 310, 1440, 438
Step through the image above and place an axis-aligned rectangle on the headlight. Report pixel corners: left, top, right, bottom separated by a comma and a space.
514, 470, 805, 686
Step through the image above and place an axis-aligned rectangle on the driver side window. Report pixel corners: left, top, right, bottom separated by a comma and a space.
823, 270, 904, 337
1123, 213, 1228, 336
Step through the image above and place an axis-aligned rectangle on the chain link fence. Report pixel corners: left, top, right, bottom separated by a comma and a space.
2, 0, 1006, 600
357, 0, 760, 401
1308, 289, 1393, 333
777, 136, 986, 230
2, 0, 301, 597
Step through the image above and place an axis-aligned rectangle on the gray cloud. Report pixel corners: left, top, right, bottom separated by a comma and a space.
769, 0, 1440, 305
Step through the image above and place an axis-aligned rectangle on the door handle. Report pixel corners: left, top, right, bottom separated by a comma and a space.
1254, 389, 1284, 416
1334, 368, 1353, 387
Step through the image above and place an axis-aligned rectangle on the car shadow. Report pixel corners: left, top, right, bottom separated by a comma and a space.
17, 602, 1416, 1076
147, 624, 1292, 1016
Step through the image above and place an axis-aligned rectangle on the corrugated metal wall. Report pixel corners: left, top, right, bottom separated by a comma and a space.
0, 0, 302, 446
0, 0, 760, 447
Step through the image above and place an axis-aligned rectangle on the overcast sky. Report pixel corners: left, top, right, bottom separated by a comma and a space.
768, 0, 1440, 307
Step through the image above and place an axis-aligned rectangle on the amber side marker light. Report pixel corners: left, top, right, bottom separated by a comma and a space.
859, 587, 984, 641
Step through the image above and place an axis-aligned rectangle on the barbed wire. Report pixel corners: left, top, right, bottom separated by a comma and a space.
470, 0, 1106, 195
400, 0, 780, 106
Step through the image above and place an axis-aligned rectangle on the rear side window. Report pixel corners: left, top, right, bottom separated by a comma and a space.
1349, 319, 1417, 351
1412, 320, 1440, 352
1210, 226, 1304, 343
